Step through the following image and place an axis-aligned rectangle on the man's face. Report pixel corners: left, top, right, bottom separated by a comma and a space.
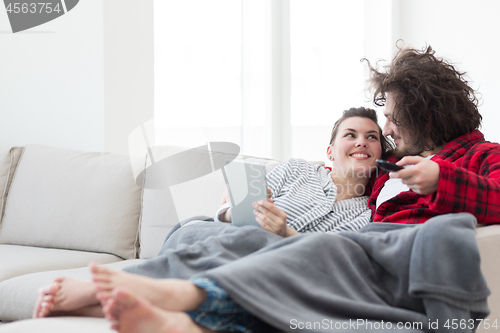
382, 92, 421, 157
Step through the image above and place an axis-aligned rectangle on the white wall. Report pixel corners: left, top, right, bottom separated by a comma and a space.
103, 0, 154, 155
395, 0, 500, 143
0, 0, 105, 152
0, 1, 154, 154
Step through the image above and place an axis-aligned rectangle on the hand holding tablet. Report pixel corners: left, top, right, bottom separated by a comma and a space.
222, 160, 268, 227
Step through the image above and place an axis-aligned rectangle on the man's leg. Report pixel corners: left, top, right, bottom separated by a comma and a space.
103, 288, 214, 333
92, 264, 207, 312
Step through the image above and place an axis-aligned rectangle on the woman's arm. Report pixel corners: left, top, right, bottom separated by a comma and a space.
215, 187, 232, 223
217, 204, 232, 223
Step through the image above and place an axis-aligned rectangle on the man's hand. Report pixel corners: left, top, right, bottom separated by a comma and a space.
252, 200, 298, 237
390, 156, 440, 195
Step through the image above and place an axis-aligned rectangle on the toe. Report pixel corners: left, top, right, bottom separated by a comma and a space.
90, 263, 110, 275
112, 288, 138, 310
93, 280, 114, 293
96, 290, 113, 303
47, 281, 61, 296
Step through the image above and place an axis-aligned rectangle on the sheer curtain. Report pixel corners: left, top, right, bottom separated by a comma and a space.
154, 0, 370, 162
153, 0, 242, 150
290, 0, 367, 161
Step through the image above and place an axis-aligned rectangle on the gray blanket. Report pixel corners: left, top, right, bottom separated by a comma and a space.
125, 213, 490, 332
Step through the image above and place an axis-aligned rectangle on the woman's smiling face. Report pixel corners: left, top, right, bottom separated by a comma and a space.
327, 116, 382, 178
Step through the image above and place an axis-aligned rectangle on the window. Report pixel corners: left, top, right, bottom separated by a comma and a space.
154, 1, 375, 162
154, 0, 242, 149
290, 0, 366, 161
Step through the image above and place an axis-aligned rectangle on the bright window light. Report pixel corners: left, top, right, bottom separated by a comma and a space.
290, 0, 366, 161
154, 0, 242, 147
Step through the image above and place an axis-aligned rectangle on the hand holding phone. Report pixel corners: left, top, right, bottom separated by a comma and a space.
386, 156, 440, 195
376, 159, 405, 172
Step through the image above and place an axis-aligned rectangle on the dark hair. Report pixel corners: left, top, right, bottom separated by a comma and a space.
365, 45, 481, 151
329, 107, 394, 159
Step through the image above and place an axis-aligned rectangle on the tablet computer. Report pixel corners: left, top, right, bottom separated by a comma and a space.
222, 160, 268, 227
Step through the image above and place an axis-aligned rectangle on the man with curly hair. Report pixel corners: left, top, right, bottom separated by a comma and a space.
366, 45, 500, 224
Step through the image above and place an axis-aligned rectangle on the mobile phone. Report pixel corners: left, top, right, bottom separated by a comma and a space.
222, 160, 268, 227
376, 159, 405, 172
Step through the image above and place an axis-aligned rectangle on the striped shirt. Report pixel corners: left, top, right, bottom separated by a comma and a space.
216, 158, 371, 233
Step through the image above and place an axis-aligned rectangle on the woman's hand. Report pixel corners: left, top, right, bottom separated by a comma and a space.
390, 156, 440, 195
218, 187, 232, 222
220, 186, 230, 206
252, 200, 298, 237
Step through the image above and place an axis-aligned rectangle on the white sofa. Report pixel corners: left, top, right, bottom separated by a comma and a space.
0, 144, 281, 332
0, 144, 498, 333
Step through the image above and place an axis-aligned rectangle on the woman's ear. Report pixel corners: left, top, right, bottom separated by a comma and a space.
326, 146, 333, 160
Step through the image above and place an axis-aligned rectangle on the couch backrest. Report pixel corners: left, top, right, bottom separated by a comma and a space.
0, 145, 142, 259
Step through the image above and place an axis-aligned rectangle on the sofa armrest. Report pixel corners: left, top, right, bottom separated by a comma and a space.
476, 225, 500, 332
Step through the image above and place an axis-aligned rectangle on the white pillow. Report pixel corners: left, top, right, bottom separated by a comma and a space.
0, 145, 142, 259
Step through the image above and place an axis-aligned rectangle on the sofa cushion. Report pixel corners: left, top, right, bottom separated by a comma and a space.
0, 318, 113, 333
0, 259, 143, 322
0, 145, 142, 259
476, 225, 500, 333
0, 147, 23, 224
0, 244, 124, 284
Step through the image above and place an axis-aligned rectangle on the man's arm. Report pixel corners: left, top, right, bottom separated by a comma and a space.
430, 154, 500, 223
392, 146, 500, 223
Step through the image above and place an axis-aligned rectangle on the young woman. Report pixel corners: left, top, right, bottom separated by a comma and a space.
33, 107, 393, 333
211, 106, 392, 237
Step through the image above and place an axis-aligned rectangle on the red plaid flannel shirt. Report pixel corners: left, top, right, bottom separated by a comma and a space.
370, 130, 500, 224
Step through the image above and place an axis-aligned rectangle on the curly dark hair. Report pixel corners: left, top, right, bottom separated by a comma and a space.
364, 45, 481, 152
329, 107, 394, 159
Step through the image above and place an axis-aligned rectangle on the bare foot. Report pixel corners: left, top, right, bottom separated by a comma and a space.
91, 265, 206, 312
104, 288, 208, 333
32, 277, 100, 318
33, 281, 58, 318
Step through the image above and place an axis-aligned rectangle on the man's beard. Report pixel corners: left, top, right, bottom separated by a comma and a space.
395, 141, 423, 158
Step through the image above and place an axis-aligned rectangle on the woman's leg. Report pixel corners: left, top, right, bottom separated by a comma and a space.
33, 277, 101, 318
92, 264, 207, 312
